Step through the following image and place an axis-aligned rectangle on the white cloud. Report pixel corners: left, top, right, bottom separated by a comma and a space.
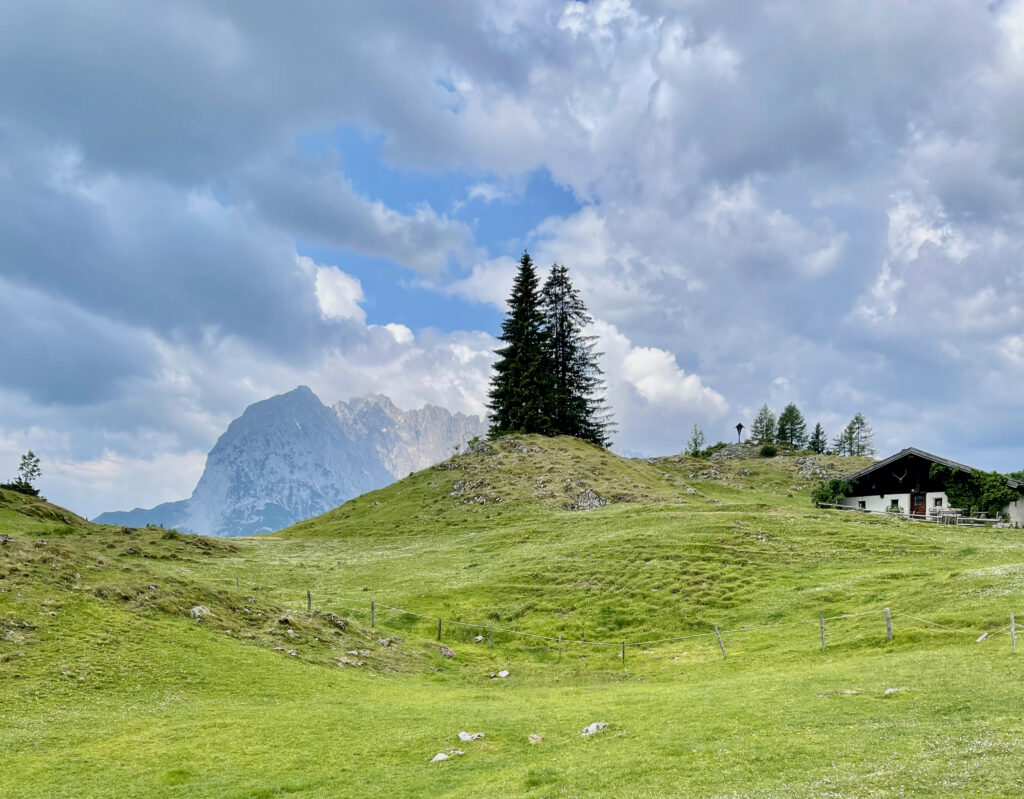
443, 256, 519, 309
621, 344, 728, 413
1002, 335, 1024, 370
311, 260, 366, 323
466, 182, 514, 204
383, 323, 414, 345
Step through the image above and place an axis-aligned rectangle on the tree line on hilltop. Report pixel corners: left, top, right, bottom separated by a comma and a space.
686, 405, 876, 458
487, 253, 878, 460
487, 252, 613, 447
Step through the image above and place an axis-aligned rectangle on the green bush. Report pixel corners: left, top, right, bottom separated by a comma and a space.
697, 441, 728, 459
929, 464, 1019, 517
0, 479, 41, 497
810, 478, 852, 506
759, 444, 778, 458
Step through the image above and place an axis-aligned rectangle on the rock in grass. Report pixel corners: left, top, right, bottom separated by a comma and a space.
474, 635, 484, 643
327, 613, 347, 631
430, 752, 450, 763
458, 731, 484, 742
465, 439, 492, 455
884, 687, 900, 695
439, 645, 455, 658
528, 733, 543, 745
189, 606, 211, 620
569, 488, 608, 511
581, 722, 608, 736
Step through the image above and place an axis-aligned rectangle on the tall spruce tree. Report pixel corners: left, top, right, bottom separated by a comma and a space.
540, 263, 612, 446
776, 403, 808, 449
808, 422, 827, 454
487, 252, 554, 437
751, 404, 776, 444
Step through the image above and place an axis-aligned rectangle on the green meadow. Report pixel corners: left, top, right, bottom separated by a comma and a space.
3, 436, 1024, 797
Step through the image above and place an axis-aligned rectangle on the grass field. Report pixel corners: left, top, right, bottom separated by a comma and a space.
3, 436, 1024, 797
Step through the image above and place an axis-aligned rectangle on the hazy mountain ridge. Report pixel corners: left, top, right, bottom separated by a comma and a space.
94, 386, 486, 536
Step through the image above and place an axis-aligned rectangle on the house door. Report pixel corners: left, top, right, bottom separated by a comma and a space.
911, 493, 926, 516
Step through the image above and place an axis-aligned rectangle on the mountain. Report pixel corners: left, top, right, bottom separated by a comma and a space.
94, 386, 486, 536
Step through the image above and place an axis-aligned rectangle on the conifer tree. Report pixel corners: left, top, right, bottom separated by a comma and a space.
833, 413, 874, 456
775, 403, 808, 449
808, 422, 827, 454
487, 252, 554, 437
751, 404, 776, 445
540, 263, 612, 446
685, 423, 706, 456
845, 412, 875, 457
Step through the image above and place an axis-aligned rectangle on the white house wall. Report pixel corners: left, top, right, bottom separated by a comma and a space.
839, 492, 948, 515
840, 493, 910, 513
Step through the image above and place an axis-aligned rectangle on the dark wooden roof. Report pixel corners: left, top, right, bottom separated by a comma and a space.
844, 447, 1023, 490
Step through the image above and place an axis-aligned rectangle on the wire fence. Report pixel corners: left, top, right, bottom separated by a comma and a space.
196, 573, 1021, 661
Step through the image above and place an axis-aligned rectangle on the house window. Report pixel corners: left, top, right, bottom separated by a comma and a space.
890, 499, 900, 510
934, 497, 943, 507
858, 500, 866, 509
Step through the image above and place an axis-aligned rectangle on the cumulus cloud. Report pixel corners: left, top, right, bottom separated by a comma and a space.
443, 255, 520, 309
5, 0, 1024, 515
310, 259, 366, 323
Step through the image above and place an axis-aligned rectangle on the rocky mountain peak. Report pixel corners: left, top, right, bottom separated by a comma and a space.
94, 387, 487, 536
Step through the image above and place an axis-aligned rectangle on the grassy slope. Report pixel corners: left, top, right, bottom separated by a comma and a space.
3, 439, 1024, 797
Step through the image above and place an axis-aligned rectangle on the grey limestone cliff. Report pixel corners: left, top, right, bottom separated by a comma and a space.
94, 386, 485, 536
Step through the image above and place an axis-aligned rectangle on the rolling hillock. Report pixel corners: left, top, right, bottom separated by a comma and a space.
0, 488, 420, 677
283, 435, 871, 538
6, 442, 1024, 798
269, 437, 1018, 648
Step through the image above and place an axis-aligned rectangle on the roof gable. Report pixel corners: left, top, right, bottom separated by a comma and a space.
844, 447, 1022, 490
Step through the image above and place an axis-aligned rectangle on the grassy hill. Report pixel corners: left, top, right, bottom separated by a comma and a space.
3, 439, 1024, 797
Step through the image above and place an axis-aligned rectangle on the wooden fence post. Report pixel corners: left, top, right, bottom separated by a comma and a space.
884, 607, 893, 641
621, 641, 626, 665
1012, 612, 1017, 654
437, 617, 442, 641
488, 625, 493, 649
370, 600, 375, 628
714, 625, 727, 658
307, 589, 311, 613
558, 635, 562, 657
820, 615, 826, 651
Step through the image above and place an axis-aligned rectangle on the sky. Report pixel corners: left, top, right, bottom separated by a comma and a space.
2, 0, 1024, 518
